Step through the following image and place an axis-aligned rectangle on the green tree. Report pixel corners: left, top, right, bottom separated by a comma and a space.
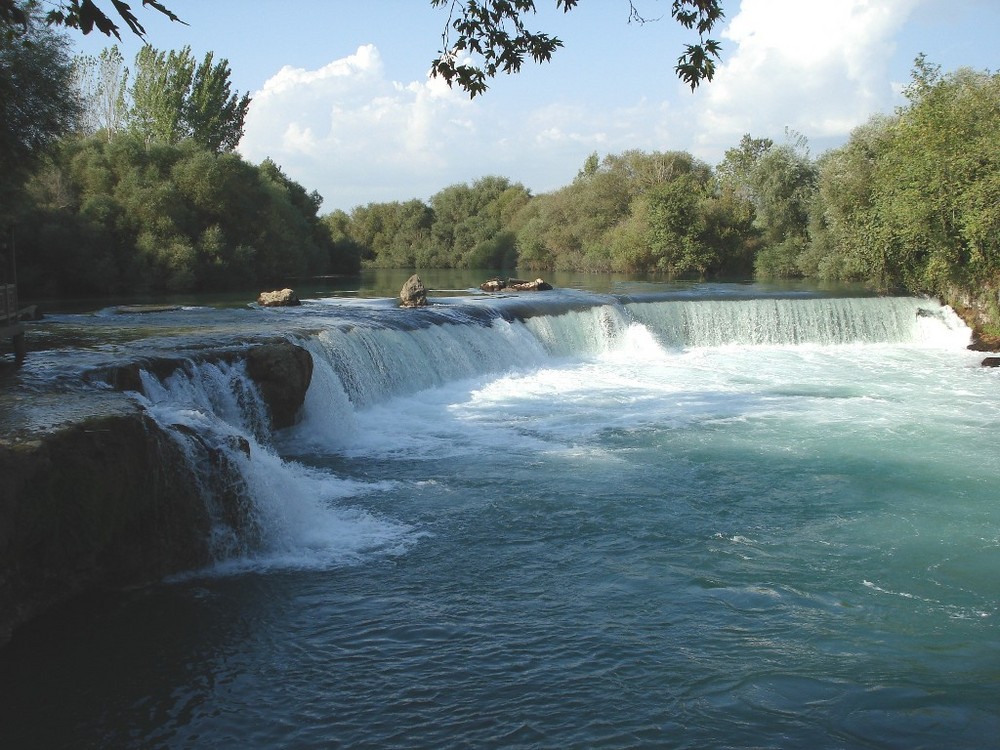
802, 117, 892, 282
430, 0, 724, 95
427, 176, 529, 267
513, 149, 720, 274
871, 60, 1000, 292
73, 44, 128, 140
12, 134, 351, 295
322, 210, 365, 273
716, 133, 773, 222
747, 135, 817, 278
129, 44, 194, 145
1, 0, 182, 40
0, 5, 80, 216
645, 172, 715, 276
127, 44, 250, 151
184, 51, 251, 152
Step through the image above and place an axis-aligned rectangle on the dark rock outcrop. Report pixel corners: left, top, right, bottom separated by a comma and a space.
942, 285, 1000, 351
257, 288, 301, 307
91, 340, 314, 431
0, 405, 216, 649
400, 274, 428, 307
0, 338, 317, 648
244, 340, 314, 429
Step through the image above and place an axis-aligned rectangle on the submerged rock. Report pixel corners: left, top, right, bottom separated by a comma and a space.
399, 274, 428, 307
114, 304, 183, 314
257, 288, 301, 307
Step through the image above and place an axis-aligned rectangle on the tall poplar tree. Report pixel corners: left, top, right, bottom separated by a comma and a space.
184, 52, 251, 153
73, 45, 128, 140
128, 45, 250, 152
129, 44, 194, 145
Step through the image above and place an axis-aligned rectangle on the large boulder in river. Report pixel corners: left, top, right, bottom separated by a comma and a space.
244, 340, 314, 429
507, 277, 553, 292
399, 274, 428, 308
257, 288, 301, 307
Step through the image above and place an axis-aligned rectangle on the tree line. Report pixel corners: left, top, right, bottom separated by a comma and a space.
338, 54, 1000, 314
1, 7, 355, 296
3, 4, 999, 328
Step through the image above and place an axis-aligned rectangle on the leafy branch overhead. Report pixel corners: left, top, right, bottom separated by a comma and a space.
670, 0, 724, 90
3, 1, 723, 96
430, 0, 724, 97
40, 0, 183, 39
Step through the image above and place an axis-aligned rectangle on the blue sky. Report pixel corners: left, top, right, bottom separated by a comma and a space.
71, 1, 1000, 213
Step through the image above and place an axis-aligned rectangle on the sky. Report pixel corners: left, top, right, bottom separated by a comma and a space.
70, 0, 1000, 214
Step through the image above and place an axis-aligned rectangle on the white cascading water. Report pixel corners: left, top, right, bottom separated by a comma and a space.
625, 296, 971, 348
136, 358, 414, 572
132, 295, 972, 571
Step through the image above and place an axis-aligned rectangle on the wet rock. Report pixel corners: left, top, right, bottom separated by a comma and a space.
400, 274, 428, 307
981, 357, 1000, 367
87, 341, 313, 430
244, 340, 313, 430
93, 357, 189, 395
0, 338, 314, 650
479, 277, 553, 293
114, 304, 183, 314
507, 277, 553, 292
257, 288, 301, 307
0, 408, 215, 649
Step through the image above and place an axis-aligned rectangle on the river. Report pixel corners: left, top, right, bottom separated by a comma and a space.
0, 274, 997, 748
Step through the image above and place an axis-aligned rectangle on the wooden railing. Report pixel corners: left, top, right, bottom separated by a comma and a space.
0, 283, 17, 325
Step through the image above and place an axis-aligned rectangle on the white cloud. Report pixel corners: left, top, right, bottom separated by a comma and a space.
239, 44, 476, 209
235, 2, 927, 212
691, 0, 920, 154
237, 44, 671, 210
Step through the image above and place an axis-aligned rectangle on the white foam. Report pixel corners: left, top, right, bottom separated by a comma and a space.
137, 359, 418, 572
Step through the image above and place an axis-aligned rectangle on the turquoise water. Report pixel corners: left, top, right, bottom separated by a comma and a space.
2, 289, 999, 748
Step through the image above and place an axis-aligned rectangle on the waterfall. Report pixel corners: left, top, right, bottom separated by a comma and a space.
135, 358, 414, 573
624, 296, 971, 348
298, 295, 968, 411
128, 293, 969, 571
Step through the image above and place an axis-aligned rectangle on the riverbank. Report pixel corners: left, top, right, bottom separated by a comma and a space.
943, 285, 1000, 352
0, 340, 313, 648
